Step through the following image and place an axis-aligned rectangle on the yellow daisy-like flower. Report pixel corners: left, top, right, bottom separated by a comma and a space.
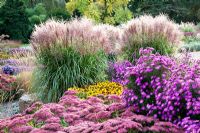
67, 81, 123, 98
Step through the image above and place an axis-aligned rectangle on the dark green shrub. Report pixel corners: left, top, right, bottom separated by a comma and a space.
129, 0, 200, 23
26, 3, 47, 26
0, 0, 30, 43
48, 8, 71, 20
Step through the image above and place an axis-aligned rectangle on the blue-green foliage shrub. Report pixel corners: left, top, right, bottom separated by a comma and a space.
181, 42, 200, 52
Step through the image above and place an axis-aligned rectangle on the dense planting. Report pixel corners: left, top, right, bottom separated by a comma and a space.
112, 48, 200, 132
0, 90, 183, 133
0, 13, 200, 133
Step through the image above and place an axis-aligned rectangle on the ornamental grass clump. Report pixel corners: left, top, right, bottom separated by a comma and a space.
31, 18, 112, 102
68, 81, 123, 98
122, 15, 183, 61
112, 48, 200, 132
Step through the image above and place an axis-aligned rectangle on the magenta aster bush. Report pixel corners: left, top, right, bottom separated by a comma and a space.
112, 47, 200, 132
0, 90, 183, 133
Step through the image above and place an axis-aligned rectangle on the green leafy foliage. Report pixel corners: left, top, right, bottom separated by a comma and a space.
60, 118, 68, 127
0, 0, 30, 42
48, 8, 71, 20
114, 7, 133, 25
27, 119, 45, 128
0, 0, 5, 7
66, 0, 133, 25
26, 3, 47, 25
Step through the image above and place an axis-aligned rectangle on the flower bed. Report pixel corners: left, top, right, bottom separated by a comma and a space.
112, 48, 200, 133
0, 90, 183, 133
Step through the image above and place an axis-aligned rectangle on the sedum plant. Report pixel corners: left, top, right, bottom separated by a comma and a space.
31, 18, 112, 102
0, 90, 183, 133
0, 74, 21, 103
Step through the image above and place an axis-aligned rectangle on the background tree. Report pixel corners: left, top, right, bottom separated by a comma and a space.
0, 0, 6, 7
0, 0, 30, 42
66, 0, 133, 25
26, 3, 47, 26
128, 0, 200, 23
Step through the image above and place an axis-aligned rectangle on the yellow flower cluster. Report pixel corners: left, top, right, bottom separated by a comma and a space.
68, 81, 123, 97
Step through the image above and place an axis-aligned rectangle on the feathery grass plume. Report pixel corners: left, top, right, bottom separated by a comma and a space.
16, 71, 33, 92
94, 24, 123, 54
31, 18, 111, 102
65, 18, 111, 54
4, 48, 36, 74
9, 48, 35, 67
31, 19, 67, 51
179, 22, 196, 32
122, 14, 183, 61
31, 18, 112, 55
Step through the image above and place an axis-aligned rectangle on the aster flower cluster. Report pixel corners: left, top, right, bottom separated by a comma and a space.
68, 81, 123, 98
2, 65, 16, 75
0, 90, 183, 133
178, 117, 200, 133
112, 47, 200, 132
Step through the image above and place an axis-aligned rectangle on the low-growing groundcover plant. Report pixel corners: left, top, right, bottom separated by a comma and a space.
68, 81, 123, 98
0, 90, 184, 133
112, 48, 200, 133
31, 18, 114, 102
